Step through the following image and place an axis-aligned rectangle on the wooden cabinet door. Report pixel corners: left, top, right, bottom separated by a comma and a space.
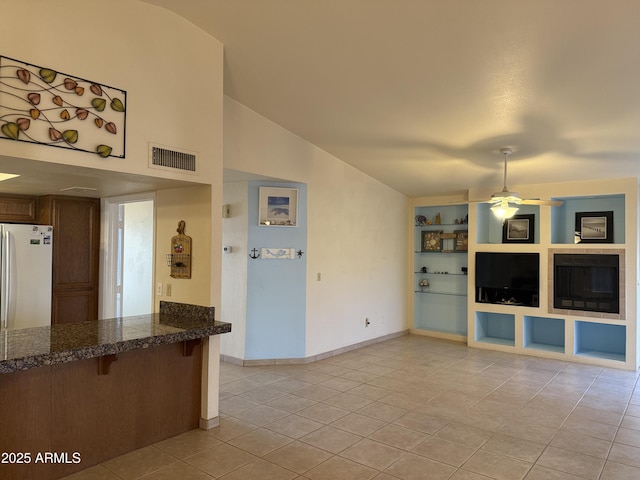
0, 193, 38, 223
38, 196, 100, 324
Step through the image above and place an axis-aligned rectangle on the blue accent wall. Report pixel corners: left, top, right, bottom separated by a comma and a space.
245, 181, 307, 359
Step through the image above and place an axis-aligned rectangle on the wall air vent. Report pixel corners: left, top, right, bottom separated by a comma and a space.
149, 143, 198, 175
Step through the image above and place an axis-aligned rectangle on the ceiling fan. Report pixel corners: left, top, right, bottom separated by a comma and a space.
485, 148, 563, 218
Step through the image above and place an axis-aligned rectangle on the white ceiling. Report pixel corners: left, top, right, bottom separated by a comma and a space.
143, 0, 640, 197
0, 155, 200, 198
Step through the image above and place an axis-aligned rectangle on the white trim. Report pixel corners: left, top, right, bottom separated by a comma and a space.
101, 192, 156, 320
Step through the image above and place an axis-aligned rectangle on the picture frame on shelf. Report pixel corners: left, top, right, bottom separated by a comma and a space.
454, 230, 468, 251
575, 211, 613, 243
421, 230, 443, 252
502, 214, 535, 243
259, 187, 298, 226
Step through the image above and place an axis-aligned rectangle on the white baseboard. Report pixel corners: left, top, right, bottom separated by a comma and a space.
221, 330, 409, 366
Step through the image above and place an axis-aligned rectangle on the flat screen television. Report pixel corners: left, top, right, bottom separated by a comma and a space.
475, 252, 540, 307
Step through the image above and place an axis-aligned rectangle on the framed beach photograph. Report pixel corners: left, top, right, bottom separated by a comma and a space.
575, 211, 613, 243
502, 214, 535, 243
259, 187, 298, 226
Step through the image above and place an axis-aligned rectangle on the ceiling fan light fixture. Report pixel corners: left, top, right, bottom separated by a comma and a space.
491, 200, 519, 219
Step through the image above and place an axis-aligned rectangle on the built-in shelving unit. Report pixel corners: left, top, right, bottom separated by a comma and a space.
465, 177, 638, 370
411, 202, 469, 341
409, 178, 637, 370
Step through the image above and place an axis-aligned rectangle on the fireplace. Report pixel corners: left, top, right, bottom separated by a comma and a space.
553, 253, 620, 314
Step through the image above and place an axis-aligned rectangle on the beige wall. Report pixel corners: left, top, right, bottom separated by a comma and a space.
155, 185, 213, 310
0, 0, 222, 183
1, 0, 224, 310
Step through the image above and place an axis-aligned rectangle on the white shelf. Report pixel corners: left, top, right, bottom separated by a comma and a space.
476, 337, 515, 347
574, 350, 625, 363
525, 343, 565, 354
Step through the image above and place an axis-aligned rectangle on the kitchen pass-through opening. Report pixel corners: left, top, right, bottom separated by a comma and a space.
102, 194, 155, 319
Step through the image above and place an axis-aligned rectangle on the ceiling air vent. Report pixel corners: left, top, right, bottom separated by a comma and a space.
149, 143, 198, 175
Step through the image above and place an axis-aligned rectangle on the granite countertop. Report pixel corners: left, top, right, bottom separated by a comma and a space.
0, 301, 231, 374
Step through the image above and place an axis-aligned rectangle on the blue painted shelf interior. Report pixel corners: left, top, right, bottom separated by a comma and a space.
475, 311, 515, 346
574, 320, 625, 362
550, 194, 625, 244
524, 316, 565, 353
414, 293, 468, 336
414, 204, 468, 336
475, 203, 540, 245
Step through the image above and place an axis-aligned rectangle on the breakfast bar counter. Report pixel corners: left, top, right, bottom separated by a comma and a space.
0, 305, 231, 374
0, 301, 231, 480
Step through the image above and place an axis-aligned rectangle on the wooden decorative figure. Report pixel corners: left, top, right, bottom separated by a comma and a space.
170, 220, 191, 279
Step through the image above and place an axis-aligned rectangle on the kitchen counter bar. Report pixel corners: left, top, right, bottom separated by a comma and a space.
0, 301, 232, 374
0, 301, 231, 480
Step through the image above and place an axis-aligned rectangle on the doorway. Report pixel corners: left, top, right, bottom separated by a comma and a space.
102, 193, 155, 319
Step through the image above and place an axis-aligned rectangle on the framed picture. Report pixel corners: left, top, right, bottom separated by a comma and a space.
454, 230, 468, 251
575, 211, 613, 243
421, 230, 443, 252
259, 187, 298, 226
502, 214, 535, 243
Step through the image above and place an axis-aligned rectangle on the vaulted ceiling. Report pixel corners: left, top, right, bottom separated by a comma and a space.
143, 0, 640, 197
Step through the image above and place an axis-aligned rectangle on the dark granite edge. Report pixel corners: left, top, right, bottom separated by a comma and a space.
159, 301, 215, 321
0, 322, 231, 375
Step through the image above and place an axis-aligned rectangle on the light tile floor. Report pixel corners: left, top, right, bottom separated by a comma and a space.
64, 335, 640, 480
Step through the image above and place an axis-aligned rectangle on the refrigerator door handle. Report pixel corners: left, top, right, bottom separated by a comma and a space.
1, 227, 9, 329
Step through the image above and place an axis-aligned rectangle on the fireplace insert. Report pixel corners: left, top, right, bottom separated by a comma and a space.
553, 253, 619, 314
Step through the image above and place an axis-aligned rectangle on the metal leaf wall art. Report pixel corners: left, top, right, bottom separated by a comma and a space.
0, 56, 126, 158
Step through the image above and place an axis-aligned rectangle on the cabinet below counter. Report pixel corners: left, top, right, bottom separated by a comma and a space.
0, 301, 231, 480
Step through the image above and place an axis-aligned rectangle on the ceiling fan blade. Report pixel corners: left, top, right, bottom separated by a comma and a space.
520, 199, 564, 206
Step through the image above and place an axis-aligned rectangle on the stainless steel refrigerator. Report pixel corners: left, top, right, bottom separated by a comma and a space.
0, 224, 54, 330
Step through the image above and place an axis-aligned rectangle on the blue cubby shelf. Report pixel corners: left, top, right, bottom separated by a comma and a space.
475, 312, 515, 347
524, 316, 565, 354
574, 321, 626, 362
550, 194, 625, 244
475, 203, 540, 245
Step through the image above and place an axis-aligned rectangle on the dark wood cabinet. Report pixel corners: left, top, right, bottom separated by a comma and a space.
38, 195, 100, 324
0, 193, 38, 223
0, 342, 201, 479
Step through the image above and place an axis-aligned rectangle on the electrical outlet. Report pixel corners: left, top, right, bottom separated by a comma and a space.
156, 283, 163, 296
166, 283, 172, 297
317, 272, 322, 281
365, 317, 370, 327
